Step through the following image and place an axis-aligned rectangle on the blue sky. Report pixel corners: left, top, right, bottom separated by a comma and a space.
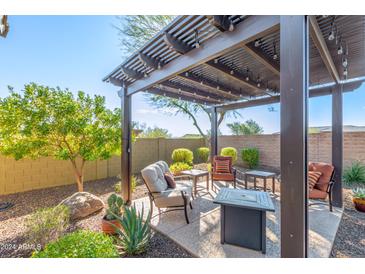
1, 16, 364, 137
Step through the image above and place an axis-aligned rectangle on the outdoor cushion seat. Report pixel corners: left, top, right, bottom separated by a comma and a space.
141, 161, 193, 224
309, 188, 328, 199
212, 173, 235, 181
309, 162, 334, 192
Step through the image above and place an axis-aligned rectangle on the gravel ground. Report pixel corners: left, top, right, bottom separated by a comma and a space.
0, 176, 191, 258
331, 188, 365, 258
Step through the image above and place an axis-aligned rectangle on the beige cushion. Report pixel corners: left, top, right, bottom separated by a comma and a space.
153, 180, 192, 208
141, 163, 168, 193
156, 161, 170, 174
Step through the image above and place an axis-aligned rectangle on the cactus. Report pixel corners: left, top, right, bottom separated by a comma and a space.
105, 193, 124, 221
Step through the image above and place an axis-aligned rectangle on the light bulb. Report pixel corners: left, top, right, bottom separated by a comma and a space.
328, 31, 335, 41
157, 62, 161, 70
342, 58, 348, 67
200, 81, 203, 85
217, 86, 220, 90
254, 39, 261, 47
144, 72, 148, 78
337, 45, 343, 55
195, 42, 200, 49
230, 70, 234, 75
229, 22, 234, 32
245, 76, 249, 81
257, 82, 261, 88
273, 54, 278, 60
185, 72, 189, 77
343, 68, 348, 76
214, 58, 218, 64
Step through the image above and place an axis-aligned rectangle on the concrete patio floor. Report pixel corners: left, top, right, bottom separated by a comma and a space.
134, 180, 343, 258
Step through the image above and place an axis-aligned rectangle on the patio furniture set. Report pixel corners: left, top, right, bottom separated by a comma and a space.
141, 156, 336, 253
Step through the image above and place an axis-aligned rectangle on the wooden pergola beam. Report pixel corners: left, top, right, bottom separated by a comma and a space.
164, 32, 193, 55
138, 52, 164, 70
148, 87, 215, 105
122, 67, 144, 80
205, 60, 262, 95
177, 73, 242, 99
309, 16, 340, 83
161, 81, 225, 101
208, 15, 233, 32
243, 42, 280, 76
127, 15, 280, 95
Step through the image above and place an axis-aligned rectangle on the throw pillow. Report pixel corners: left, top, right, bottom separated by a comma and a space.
164, 172, 176, 189
308, 171, 322, 191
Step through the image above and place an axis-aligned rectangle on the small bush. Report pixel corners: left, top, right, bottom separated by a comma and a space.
220, 147, 238, 163
172, 148, 193, 165
115, 175, 137, 193
343, 161, 365, 186
169, 162, 192, 175
114, 204, 151, 256
241, 147, 259, 169
32, 230, 119, 258
25, 205, 70, 250
195, 147, 210, 163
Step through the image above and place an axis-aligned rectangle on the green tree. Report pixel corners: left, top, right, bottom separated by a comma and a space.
0, 83, 121, 192
227, 119, 264, 135
139, 126, 172, 138
116, 16, 240, 140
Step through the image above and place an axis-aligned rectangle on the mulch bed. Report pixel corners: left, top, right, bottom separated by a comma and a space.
0, 176, 191, 258
331, 188, 365, 258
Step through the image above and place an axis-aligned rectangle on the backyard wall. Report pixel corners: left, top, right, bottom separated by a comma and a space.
0, 138, 205, 195
1, 133, 364, 195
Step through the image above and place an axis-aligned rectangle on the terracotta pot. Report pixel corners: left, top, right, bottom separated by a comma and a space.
101, 217, 122, 235
353, 198, 365, 213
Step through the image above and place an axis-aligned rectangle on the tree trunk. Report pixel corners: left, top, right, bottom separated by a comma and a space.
75, 173, 84, 192
71, 160, 84, 192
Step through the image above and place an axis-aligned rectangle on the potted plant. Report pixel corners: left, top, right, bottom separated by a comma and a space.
352, 188, 365, 212
102, 193, 125, 234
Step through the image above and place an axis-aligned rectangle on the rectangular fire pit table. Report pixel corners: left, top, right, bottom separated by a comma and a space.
244, 170, 277, 193
213, 188, 275, 253
180, 169, 209, 197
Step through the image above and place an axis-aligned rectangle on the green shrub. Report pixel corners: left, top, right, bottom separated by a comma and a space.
220, 147, 238, 163
115, 175, 137, 193
169, 162, 192, 175
32, 230, 119, 258
114, 204, 151, 256
195, 147, 210, 163
171, 148, 193, 165
25, 205, 70, 250
105, 193, 125, 221
343, 161, 365, 186
241, 147, 259, 169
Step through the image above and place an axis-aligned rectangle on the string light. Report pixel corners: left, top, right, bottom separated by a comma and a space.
157, 62, 162, 70
229, 21, 234, 31
245, 68, 250, 81
273, 41, 278, 60
194, 29, 200, 49
328, 20, 336, 41
254, 39, 262, 47
185, 72, 189, 77
144, 72, 148, 78
214, 58, 218, 64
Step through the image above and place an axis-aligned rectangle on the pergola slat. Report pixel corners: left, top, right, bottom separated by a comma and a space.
243, 42, 280, 75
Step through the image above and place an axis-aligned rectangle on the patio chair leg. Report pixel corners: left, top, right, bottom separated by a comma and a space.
189, 201, 193, 210
184, 204, 190, 224
329, 191, 333, 212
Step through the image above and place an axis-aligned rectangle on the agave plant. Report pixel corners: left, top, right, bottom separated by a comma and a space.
113, 203, 151, 255
353, 188, 365, 199
105, 193, 124, 221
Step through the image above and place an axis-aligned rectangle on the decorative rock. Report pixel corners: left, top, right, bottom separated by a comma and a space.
59, 192, 104, 220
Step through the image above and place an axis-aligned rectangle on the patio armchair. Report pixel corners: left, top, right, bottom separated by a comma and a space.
141, 161, 193, 224
211, 156, 236, 190
308, 162, 335, 212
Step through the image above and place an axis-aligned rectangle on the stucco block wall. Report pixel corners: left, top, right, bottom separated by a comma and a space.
0, 138, 205, 195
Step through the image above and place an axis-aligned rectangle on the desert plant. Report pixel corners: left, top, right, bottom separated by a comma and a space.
195, 147, 210, 163
343, 161, 365, 186
105, 193, 125, 221
31, 230, 119, 258
353, 188, 365, 199
241, 147, 260, 169
171, 148, 194, 165
25, 205, 70, 250
114, 175, 137, 193
220, 147, 238, 163
114, 204, 151, 255
169, 162, 192, 175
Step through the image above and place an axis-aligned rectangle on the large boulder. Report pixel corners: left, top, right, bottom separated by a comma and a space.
59, 192, 104, 220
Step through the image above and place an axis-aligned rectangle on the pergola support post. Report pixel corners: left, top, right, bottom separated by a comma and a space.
120, 86, 132, 204
210, 107, 218, 163
280, 15, 309, 258
332, 85, 343, 207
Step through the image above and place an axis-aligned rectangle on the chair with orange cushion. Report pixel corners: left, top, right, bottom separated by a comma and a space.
211, 156, 236, 190
308, 162, 335, 211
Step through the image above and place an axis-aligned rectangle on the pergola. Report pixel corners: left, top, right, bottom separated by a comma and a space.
104, 15, 365, 257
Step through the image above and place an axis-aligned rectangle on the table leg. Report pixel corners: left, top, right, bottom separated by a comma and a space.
245, 175, 248, 189
206, 174, 209, 191
261, 212, 266, 254
272, 177, 275, 194
254, 177, 257, 189
221, 205, 225, 244
264, 178, 267, 192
